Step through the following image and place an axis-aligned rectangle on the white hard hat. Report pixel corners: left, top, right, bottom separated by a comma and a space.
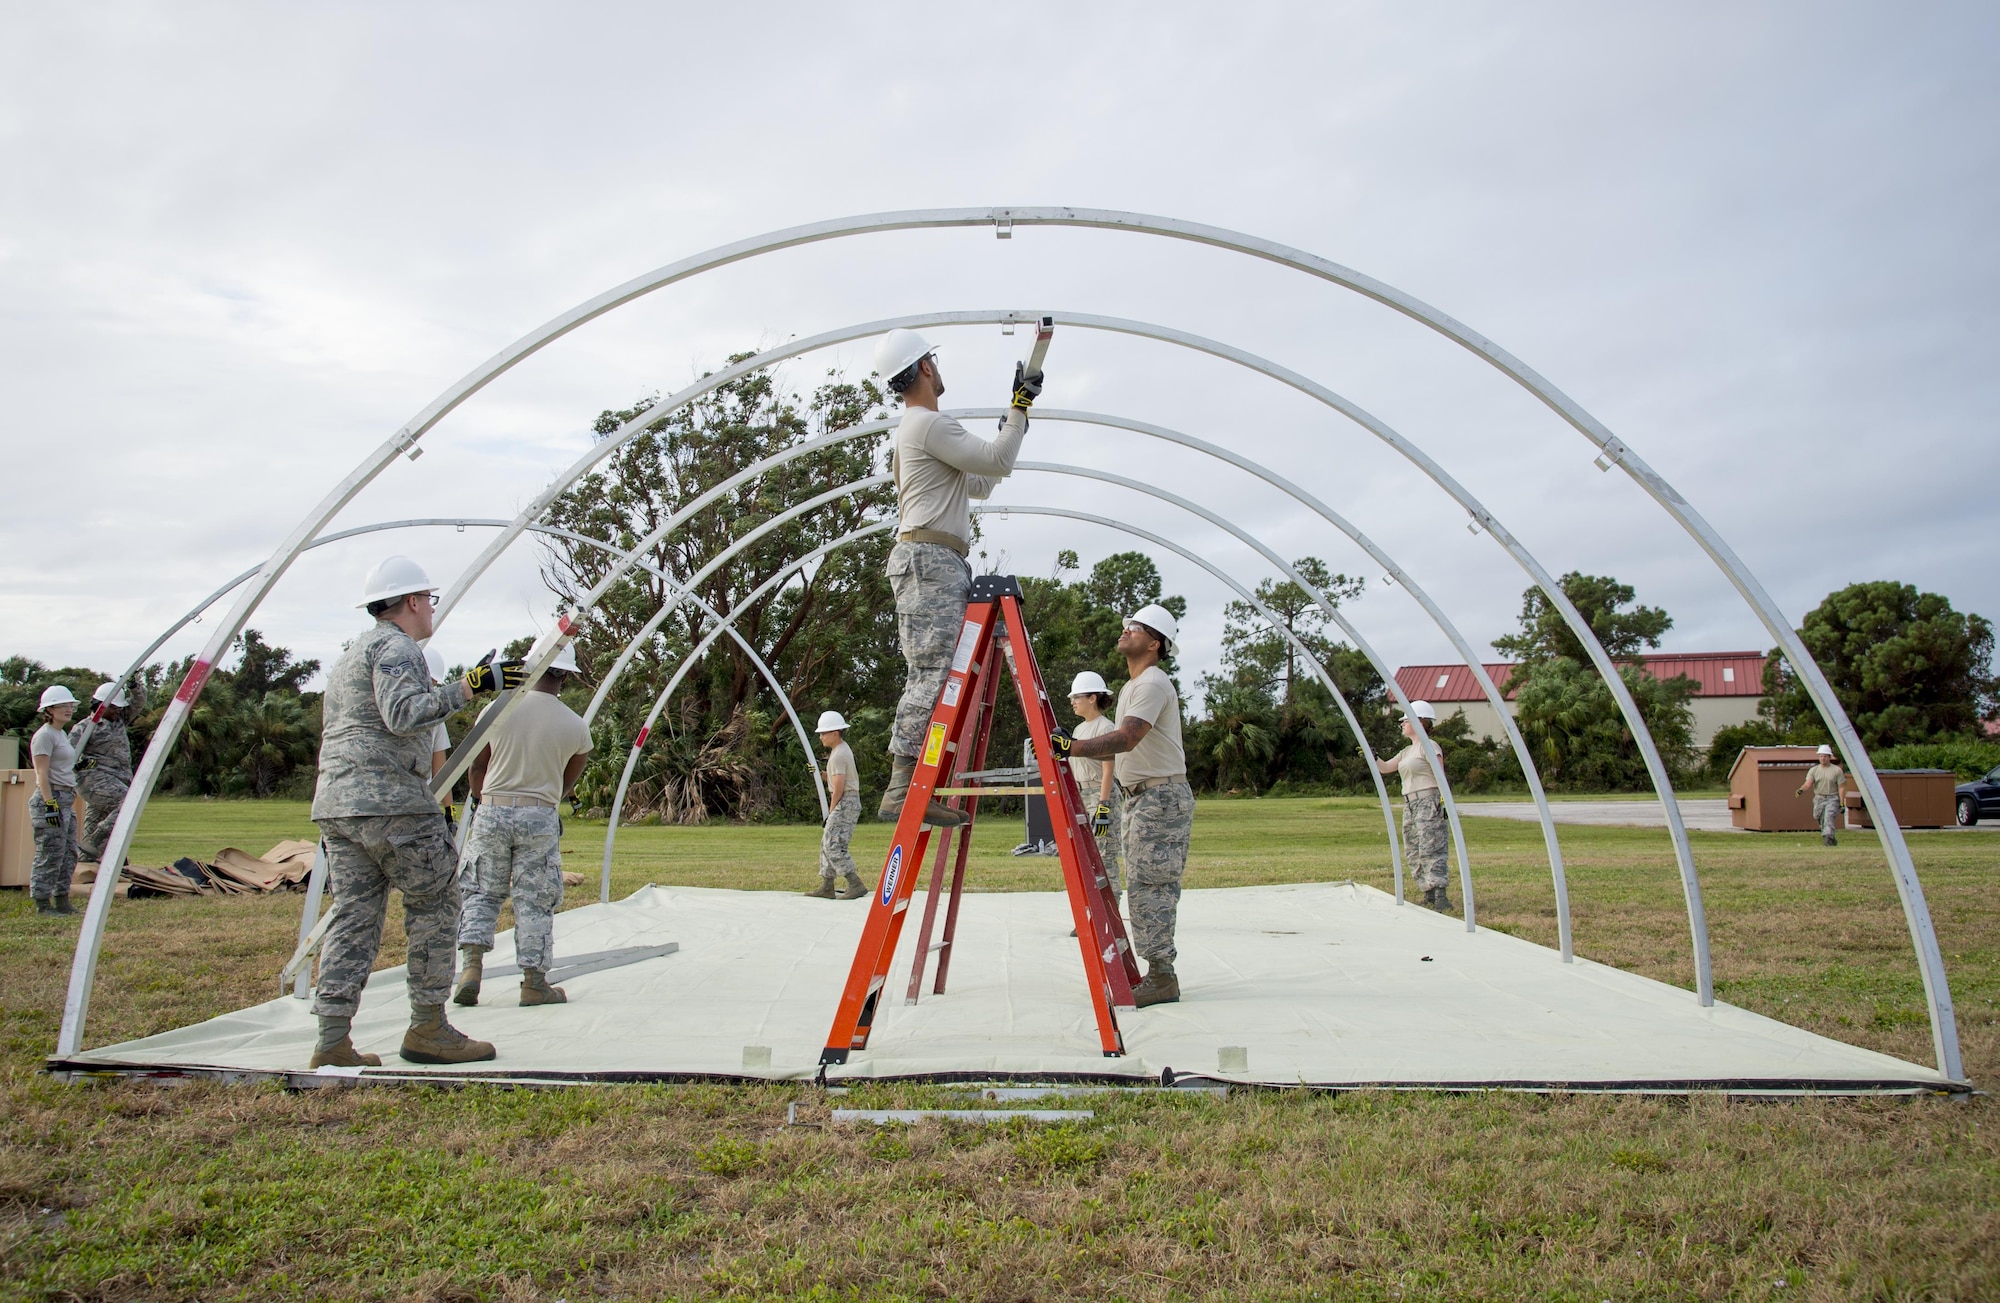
1069, 671, 1110, 696
1817, 744, 1834, 756
875, 328, 936, 382
40, 685, 79, 710
358, 555, 437, 609
549, 645, 580, 675
1125, 603, 1179, 649
1402, 699, 1438, 722
92, 681, 129, 707
423, 647, 446, 682
816, 710, 849, 732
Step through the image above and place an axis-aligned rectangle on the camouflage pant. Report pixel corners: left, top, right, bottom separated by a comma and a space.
819, 792, 861, 881
1403, 790, 1450, 892
1813, 793, 1843, 840
1094, 786, 1124, 896
30, 787, 77, 900
458, 804, 565, 972
887, 541, 971, 758
312, 812, 460, 1019
1122, 779, 1194, 968
76, 775, 128, 861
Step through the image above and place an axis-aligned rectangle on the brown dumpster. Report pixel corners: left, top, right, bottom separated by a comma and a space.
1, 770, 36, 888
1726, 746, 1832, 831
1842, 770, 1956, 829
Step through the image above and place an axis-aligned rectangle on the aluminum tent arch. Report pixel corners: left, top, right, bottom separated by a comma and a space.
598, 505, 1416, 915
114, 517, 833, 822
423, 307, 1684, 979
578, 476, 1407, 910
57, 208, 1957, 1079
597, 523, 891, 904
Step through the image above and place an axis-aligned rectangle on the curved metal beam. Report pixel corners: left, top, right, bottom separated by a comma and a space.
599, 504, 1405, 910
992, 408, 1570, 957
63, 205, 1952, 1075
430, 308, 1686, 978
598, 523, 892, 903
1014, 461, 1478, 932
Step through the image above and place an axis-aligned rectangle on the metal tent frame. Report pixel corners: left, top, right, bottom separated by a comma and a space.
54, 208, 1960, 1084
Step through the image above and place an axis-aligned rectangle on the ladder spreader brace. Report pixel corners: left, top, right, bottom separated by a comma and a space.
821, 575, 1139, 1066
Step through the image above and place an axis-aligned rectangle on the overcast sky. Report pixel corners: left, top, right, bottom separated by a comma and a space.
4, 2, 1996, 708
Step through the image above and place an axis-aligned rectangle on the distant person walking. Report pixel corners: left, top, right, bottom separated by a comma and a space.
1797, 744, 1846, 846
73, 680, 145, 866
1378, 701, 1452, 911
804, 711, 867, 900
454, 645, 593, 1008
29, 686, 81, 916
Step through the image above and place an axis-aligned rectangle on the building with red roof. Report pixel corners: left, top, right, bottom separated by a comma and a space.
1392, 652, 1768, 747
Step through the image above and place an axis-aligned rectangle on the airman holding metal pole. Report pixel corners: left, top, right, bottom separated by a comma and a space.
74, 679, 146, 866
453, 645, 592, 1008
1378, 700, 1452, 911
1053, 606, 1191, 1007
804, 710, 867, 900
875, 328, 1042, 828
29, 686, 82, 916
1797, 743, 1846, 846
307, 555, 524, 1069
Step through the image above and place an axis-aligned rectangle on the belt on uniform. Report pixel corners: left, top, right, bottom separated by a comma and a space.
1120, 775, 1185, 799
482, 794, 556, 808
896, 529, 969, 557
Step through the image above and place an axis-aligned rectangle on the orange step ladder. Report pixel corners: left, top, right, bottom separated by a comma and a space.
820, 574, 1138, 1066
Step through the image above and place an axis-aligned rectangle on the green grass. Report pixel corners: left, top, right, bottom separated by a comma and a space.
0, 795, 1996, 1299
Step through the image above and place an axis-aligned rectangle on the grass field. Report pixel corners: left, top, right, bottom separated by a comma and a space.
1, 795, 1996, 1300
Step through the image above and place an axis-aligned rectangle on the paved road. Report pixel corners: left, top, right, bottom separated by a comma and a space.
1458, 798, 1997, 833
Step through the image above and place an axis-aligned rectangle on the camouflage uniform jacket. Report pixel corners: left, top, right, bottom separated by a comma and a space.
70, 681, 147, 788
312, 621, 472, 819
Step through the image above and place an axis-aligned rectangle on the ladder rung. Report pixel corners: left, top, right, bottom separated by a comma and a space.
933, 785, 1040, 796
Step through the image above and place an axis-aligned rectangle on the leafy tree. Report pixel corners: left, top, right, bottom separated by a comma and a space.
1760, 581, 1998, 749
1493, 572, 1673, 664
542, 357, 899, 822
1, 657, 101, 746
1188, 558, 1394, 796
1219, 559, 1365, 709
1495, 574, 1697, 789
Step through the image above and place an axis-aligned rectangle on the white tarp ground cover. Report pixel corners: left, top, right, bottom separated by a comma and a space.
69, 882, 1947, 1091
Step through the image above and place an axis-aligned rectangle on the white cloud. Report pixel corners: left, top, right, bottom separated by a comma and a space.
3, 0, 1995, 698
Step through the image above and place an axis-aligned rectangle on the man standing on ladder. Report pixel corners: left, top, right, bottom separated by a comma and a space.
307, 555, 522, 1068
1056, 605, 1192, 1007
74, 680, 145, 866
454, 645, 593, 1008
874, 327, 1042, 827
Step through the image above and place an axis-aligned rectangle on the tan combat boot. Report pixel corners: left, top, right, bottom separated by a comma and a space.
309, 1038, 382, 1069
877, 756, 966, 827
400, 1005, 496, 1064
1132, 961, 1180, 1008
837, 871, 869, 900
520, 969, 568, 1006
803, 878, 838, 899
453, 945, 485, 1006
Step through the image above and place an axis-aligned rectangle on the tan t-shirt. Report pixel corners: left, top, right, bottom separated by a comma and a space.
1069, 714, 1117, 796
1113, 666, 1185, 786
1804, 762, 1844, 798
1394, 742, 1439, 795
826, 741, 860, 803
475, 691, 592, 804
893, 407, 1027, 547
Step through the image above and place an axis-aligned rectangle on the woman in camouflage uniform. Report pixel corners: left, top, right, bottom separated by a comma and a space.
1377, 700, 1452, 911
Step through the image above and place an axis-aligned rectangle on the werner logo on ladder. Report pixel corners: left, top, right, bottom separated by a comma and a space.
821, 574, 1141, 1065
